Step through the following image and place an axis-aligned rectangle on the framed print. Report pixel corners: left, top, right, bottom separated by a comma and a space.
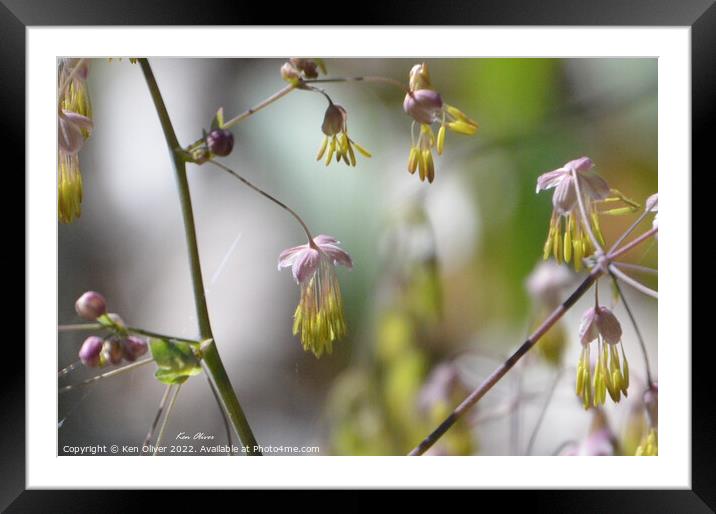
4, 0, 710, 509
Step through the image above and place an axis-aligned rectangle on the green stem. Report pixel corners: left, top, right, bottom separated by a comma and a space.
139, 58, 260, 455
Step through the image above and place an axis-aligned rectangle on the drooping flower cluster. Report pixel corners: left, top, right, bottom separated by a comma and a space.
402, 63, 478, 183
576, 305, 629, 409
316, 104, 371, 167
536, 157, 610, 270
278, 235, 353, 357
58, 58, 93, 223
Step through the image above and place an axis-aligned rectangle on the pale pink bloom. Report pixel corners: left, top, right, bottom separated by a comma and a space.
579, 305, 623, 346
536, 157, 610, 214
58, 110, 93, 155
278, 234, 352, 283
278, 234, 352, 357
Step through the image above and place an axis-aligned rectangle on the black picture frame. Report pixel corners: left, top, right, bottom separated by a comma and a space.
4, 0, 708, 509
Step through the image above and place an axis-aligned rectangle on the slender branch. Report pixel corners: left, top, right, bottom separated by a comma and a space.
185, 84, 296, 151
409, 268, 602, 456
223, 85, 295, 129
526, 368, 564, 455
608, 208, 650, 254
608, 227, 658, 261
143, 384, 173, 451
207, 376, 235, 455
139, 58, 261, 455
59, 358, 154, 394
207, 158, 315, 243
608, 264, 658, 299
303, 75, 408, 93
125, 326, 199, 345
58, 360, 82, 378
154, 384, 182, 456
58, 323, 102, 332
609, 273, 654, 385
612, 262, 658, 275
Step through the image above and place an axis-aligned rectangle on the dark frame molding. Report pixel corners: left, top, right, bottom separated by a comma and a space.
5, 0, 708, 510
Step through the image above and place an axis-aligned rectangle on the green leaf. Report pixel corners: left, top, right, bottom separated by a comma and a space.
149, 338, 202, 385
210, 107, 224, 130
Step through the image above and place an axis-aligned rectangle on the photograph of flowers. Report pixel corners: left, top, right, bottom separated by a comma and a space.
57, 56, 658, 458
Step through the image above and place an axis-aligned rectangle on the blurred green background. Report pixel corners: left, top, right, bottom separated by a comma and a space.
58, 58, 657, 455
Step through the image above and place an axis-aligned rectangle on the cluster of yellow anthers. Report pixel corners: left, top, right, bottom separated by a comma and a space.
58, 59, 93, 224
316, 103, 371, 167
576, 305, 630, 409
403, 63, 478, 183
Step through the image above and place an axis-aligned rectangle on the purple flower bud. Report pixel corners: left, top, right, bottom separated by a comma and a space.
403, 89, 443, 125
122, 336, 148, 362
321, 104, 347, 136
579, 305, 622, 345
75, 291, 107, 320
79, 336, 104, 367
206, 129, 234, 157
106, 340, 124, 365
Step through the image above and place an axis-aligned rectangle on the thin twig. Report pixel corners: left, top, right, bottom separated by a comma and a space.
608, 208, 650, 254
143, 384, 173, 451
58, 323, 103, 332
608, 227, 658, 261
59, 358, 154, 394
409, 268, 601, 456
612, 262, 658, 275
303, 75, 408, 93
207, 159, 315, 243
609, 274, 654, 385
153, 384, 182, 456
609, 264, 658, 299
526, 368, 564, 455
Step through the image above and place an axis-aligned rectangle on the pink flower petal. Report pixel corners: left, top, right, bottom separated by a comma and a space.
536, 168, 567, 193
313, 234, 339, 245
292, 248, 320, 283
319, 243, 353, 269
278, 244, 308, 270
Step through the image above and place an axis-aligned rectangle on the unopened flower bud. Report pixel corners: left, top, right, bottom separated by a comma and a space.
122, 336, 148, 362
403, 89, 444, 125
289, 58, 319, 79
409, 63, 432, 91
646, 193, 658, 212
280, 62, 301, 84
105, 340, 124, 365
206, 129, 234, 157
79, 336, 104, 367
321, 104, 347, 136
75, 291, 107, 320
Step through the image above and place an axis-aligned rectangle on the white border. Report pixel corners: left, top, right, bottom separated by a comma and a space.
28, 27, 690, 488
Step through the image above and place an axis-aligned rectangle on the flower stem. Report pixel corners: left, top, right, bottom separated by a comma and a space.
608, 264, 658, 299
139, 58, 261, 455
59, 358, 154, 394
207, 158, 315, 242
609, 273, 654, 386
408, 268, 602, 456
608, 227, 658, 261
304, 75, 408, 93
